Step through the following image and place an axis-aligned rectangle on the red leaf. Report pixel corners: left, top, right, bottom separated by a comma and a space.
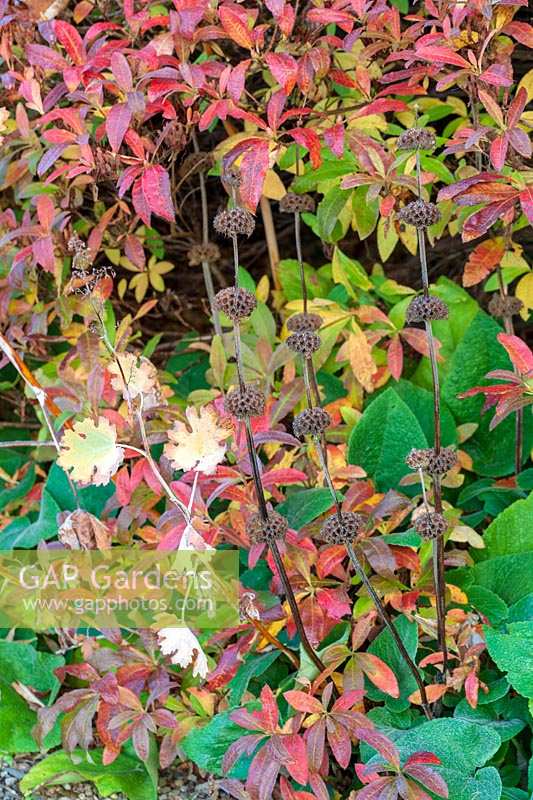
480, 64, 513, 88
265, 53, 298, 93
258, 685, 279, 732
507, 87, 528, 128
32, 236, 55, 273
278, 733, 308, 785
36, 195, 55, 231
305, 717, 326, 772
324, 124, 344, 157
106, 103, 132, 153
247, 743, 280, 800
354, 99, 407, 117
387, 335, 403, 381
404, 765, 449, 798
503, 21, 533, 48
26, 43, 67, 71
141, 165, 175, 222
326, 718, 352, 768
464, 671, 479, 709
409, 684, 447, 705
462, 198, 516, 242
497, 334, 533, 375
111, 51, 133, 92
219, 3, 254, 48
490, 134, 509, 170
284, 690, 323, 715
355, 653, 400, 698
331, 689, 366, 711
355, 728, 400, 768
288, 128, 321, 169
415, 46, 470, 69
227, 60, 251, 103
54, 20, 86, 65
437, 173, 504, 202
404, 752, 442, 767
239, 140, 271, 211
462, 239, 505, 287
132, 177, 151, 226
519, 186, 533, 224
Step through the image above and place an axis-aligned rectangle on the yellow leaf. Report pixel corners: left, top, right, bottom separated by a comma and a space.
105, 248, 121, 266
149, 272, 165, 292
58, 417, 124, 486
457, 422, 478, 443
448, 584, 468, 604
516, 273, 533, 320
336, 323, 376, 392
377, 217, 399, 262
450, 525, 485, 549
256, 274, 270, 303
518, 68, 533, 101
118, 278, 127, 299
151, 260, 175, 275
262, 169, 286, 200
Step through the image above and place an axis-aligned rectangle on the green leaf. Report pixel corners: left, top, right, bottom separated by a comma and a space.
332, 247, 372, 295
292, 158, 356, 192
451, 553, 533, 606
389, 380, 457, 446
453, 698, 526, 742
352, 186, 379, 240
467, 585, 509, 626
316, 186, 350, 241
367, 616, 419, 710
0, 641, 64, 754
182, 706, 260, 778
228, 651, 280, 707
482, 493, 533, 559
485, 622, 533, 700
278, 259, 332, 302
348, 387, 428, 492
250, 302, 277, 344
0, 466, 35, 512
20, 749, 157, 800
277, 488, 338, 530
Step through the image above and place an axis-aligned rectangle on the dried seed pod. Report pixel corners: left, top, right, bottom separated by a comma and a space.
414, 511, 448, 540
187, 242, 221, 266
214, 207, 256, 238
488, 294, 523, 318
397, 128, 436, 151
215, 287, 257, 321
320, 511, 365, 545
286, 313, 323, 332
247, 510, 288, 543
179, 151, 213, 177
225, 385, 265, 419
424, 446, 458, 476
406, 295, 449, 324
398, 199, 441, 229
293, 407, 331, 438
279, 193, 316, 214
286, 330, 321, 357
405, 448, 430, 471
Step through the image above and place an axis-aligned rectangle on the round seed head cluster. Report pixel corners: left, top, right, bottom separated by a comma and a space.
287, 330, 321, 357
488, 294, 523, 319
214, 207, 255, 238
414, 511, 448, 540
405, 448, 430, 471
247, 511, 288, 544
397, 128, 436, 151
279, 193, 316, 214
187, 242, 221, 266
179, 151, 213, 177
398, 200, 441, 229
215, 286, 256, 321
225, 385, 265, 419
406, 295, 449, 324
293, 407, 331, 438
320, 512, 365, 545
406, 447, 457, 475
287, 312, 323, 332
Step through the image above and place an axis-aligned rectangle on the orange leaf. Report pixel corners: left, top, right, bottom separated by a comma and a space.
409, 684, 447, 705
463, 239, 505, 287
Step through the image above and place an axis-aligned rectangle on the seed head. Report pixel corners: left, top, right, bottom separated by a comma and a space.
215, 286, 256, 321
279, 193, 316, 214
287, 313, 323, 332
247, 511, 288, 544
406, 447, 457, 475
414, 511, 448, 540
397, 128, 436, 151
405, 448, 430, 471
488, 294, 523, 319
293, 407, 331, 438
214, 207, 255, 238
287, 330, 321, 357
187, 242, 221, 266
320, 512, 365, 545
398, 200, 441, 229
225, 385, 265, 419
406, 295, 449, 324
179, 151, 213, 177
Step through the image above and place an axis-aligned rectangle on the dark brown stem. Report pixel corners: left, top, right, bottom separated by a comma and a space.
496, 263, 523, 476
345, 542, 432, 721
245, 613, 300, 669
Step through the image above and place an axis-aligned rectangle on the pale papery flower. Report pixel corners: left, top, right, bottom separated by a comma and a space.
158, 627, 209, 678
108, 352, 161, 406
164, 406, 229, 475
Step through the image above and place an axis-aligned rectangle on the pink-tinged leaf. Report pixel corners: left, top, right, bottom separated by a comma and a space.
284, 690, 323, 715
279, 776, 316, 800
259, 685, 279, 732
437, 173, 504, 202
326, 718, 352, 769
477, 89, 504, 127
26, 43, 67, 71
124, 234, 146, 269
503, 21, 533, 48
415, 46, 470, 69
356, 653, 400, 698
305, 717, 326, 772
111, 51, 133, 92
278, 733, 308, 785
355, 728, 400, 768
497, 334, 533, 375
247, 743, 279, 800
387, 335, 403, 381
462, 198, 516, 242
354, 99, 407, 117
239, 141, 270, 211
36, 195, 55, 231
306, 8, 354, 29
480, 64, 513, 88
141, 165, 175, 222
507, 87, 528, 128
265, 53, 298, 93
401, 328, 442, 361
288, 128, 321, 169
490, 134, 509, 170
519, 186, 533, 224
409, 684, 447, 705
132, 177, 151, 226
464, 671, 479, 709
227, 60, 251, 103
106, 103, 132, 153
223, 733, 265, 773
230, 708, 267, 732
324, 123, 344, 157
332, 689, 365, 712
219, 3, 254, 48
462, 238, 505, 287
316, 586, 351, 619
32, 236, 55, 272
54, 20, 86, 65
508, 127, 532, 159
404, 765, 448, 798
267, 89, 287, 131
354, 777, 395, 800
316, 544, 346, 579
404, 752, 442, 767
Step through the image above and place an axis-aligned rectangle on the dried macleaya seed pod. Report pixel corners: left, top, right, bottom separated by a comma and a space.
414, 511, 448, 540
293, 407, 331, 438
397, 128, 436, 151
187, 242, 221, 266
279, 192, 316, 214
406, 295, 449, 324
320, 511, 365, 545
214, 207, 255, 238
179, 151, 213, 177
287, 312, 323, 332
215, 286, 257, 321
225, 384, 265, 419
398, 199, 441, 229
247, 511, 288, 544
286, 330, 321, 357
488, 294, 523, 318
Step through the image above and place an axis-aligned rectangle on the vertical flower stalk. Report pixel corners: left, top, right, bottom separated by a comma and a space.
213, 191, 327, 675
280, 181, 432, 718
397, 126, 451, 680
